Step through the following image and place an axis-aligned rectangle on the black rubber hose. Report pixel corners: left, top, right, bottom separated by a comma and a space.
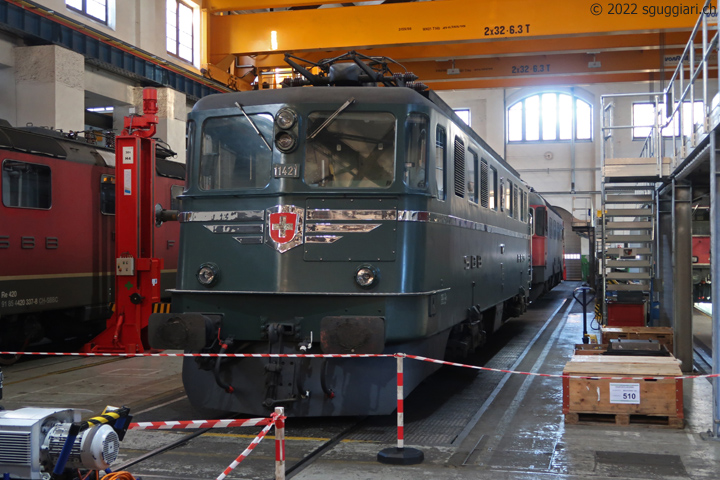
320, 358, 335, 399
213, 338, 235, 394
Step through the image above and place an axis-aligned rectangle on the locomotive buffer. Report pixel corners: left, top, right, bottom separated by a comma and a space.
83, 88, 173, 354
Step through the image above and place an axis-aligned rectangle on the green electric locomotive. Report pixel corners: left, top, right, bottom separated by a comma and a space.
150, 53, 532, 416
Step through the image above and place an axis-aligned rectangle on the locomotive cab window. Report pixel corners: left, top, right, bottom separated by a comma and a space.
305, 111, 395, 188
100, 174, 115, 215
2, 159, 51, 209
199, 114, 273, 190
404, 113, 428, 190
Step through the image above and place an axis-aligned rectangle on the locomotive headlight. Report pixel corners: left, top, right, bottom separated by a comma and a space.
355, 265, 379, 288
275, 108, 297, 129
275, 131, 297, 152
197, 263, 219, 286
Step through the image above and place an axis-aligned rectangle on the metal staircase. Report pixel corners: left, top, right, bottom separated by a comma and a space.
600, 184, 655, 299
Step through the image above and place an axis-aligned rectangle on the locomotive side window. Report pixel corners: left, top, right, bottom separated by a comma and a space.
453, 136, 465, 198
404, 113, 428, 190
468, 149, 478, 204
489, 166, 497, 210
100, 174, 115, 215
2, 159, 51, 209
199, 114, 273, 190
505, 180, 512, 217
435, 125, 446, 200
479, 158, 488, 207
305, 111, 395, 188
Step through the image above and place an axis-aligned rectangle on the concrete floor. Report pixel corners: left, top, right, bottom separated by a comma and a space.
292, 299, 720, 480
2, 287, 719, 479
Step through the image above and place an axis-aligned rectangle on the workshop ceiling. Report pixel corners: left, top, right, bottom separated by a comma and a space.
201, 0, 717, 90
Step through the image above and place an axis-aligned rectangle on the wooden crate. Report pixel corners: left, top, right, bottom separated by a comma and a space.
574, 344, 608, 355
562, 355, 683, 428
601, 326, 674, 354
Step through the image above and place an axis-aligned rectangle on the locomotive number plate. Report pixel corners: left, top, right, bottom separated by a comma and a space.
273, 164, 300, 178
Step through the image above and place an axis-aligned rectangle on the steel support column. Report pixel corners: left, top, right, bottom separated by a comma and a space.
672, 181, 693, 371
657, 193, 674, 328
711, 131, 720, 438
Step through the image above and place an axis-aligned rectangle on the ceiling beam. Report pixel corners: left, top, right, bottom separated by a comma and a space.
208, 0, 704, 56
425, 72, 684, 90
404, 48, 716, 83
206, 0, 349, 12
219, 32, 696, 70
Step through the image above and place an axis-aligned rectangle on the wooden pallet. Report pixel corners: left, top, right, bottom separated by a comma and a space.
562, 355, 684, 428
565, 412, 684, 428
601, 326, 674, 354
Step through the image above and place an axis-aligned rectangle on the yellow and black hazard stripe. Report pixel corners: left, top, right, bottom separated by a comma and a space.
152, 302, 171, 313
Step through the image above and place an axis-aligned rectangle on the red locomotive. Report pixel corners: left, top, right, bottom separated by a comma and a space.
0, 123, 183, 358
530, 191, 565, 294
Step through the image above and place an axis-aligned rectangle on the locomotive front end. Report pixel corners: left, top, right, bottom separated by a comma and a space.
150, 87, 443, 416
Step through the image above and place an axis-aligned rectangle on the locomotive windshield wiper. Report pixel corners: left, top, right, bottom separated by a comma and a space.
235, 102, 271, 150
308, 97, 356, 141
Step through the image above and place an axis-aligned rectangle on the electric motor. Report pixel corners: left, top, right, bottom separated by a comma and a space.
0, 407, 121, 480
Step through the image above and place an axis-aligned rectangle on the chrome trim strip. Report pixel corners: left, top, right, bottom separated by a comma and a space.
233, 236, 264, 244
305, 235, 343, 244
398, 210, 530, 240
179, 210, 265, 222
306, 209, 397, 221
205, 224, 263, 234
168, 287, 452, 297
306, 223, 381, 233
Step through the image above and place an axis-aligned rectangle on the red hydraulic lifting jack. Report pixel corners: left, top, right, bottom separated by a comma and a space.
83, 88, 164, 354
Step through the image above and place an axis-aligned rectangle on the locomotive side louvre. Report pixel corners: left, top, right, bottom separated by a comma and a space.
0, 125, 182, 350
163, 86, 533, 416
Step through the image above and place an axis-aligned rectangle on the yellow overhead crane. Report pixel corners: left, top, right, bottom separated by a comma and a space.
201, 0, 716, 91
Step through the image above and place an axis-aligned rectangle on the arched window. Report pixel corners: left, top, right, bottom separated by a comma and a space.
507, 93, 592, 143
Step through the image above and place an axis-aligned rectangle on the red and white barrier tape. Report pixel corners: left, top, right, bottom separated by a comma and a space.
2, 350, 717, 381
403, 354, 720, 381
129, 417, 272, 430
0, 351, 393, 359
215, 411, 281, 480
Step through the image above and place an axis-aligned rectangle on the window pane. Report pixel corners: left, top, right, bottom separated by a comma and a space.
525, 96, 540, 141
167, 0, 178, 53
508, 103, 523, 141
66, 0, 83, 9
558, 94, 572, 140
576, 100, 591, 140
100, 174, 115, 215
489, 167, 497, 210
468, 150, 477, 204
542, 93, 557, 141
632, 103, 652, 138
199, 114, 273, 190
178, 3, 194, 62
2, 160, 52, 209
454, 109, 470, 126
87, 0, 107, 22
404, 113, 428, 190
305, 112, 396, 189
